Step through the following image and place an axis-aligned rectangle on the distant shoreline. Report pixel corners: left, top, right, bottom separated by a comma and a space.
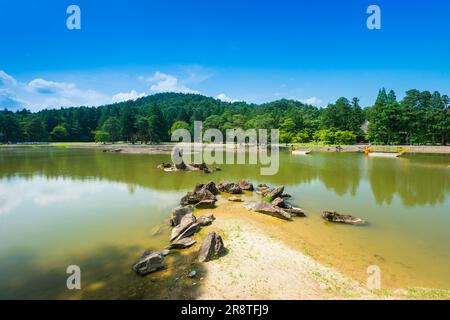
1, 143, 450, 154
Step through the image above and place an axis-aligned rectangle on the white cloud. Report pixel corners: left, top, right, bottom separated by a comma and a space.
146, 71, 199, 94
112, 90, 146, 103
0, 70, 17, 87
300, 97, 322, 105
216, 93, 240, 103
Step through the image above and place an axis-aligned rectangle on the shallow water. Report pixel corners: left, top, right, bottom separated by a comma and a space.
0, 148, 449, 298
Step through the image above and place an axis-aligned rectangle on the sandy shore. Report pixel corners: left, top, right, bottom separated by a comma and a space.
188, 198, 450, 300
197, 212, 374, 299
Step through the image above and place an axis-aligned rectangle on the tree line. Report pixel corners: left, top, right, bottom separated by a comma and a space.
0, 90, 448, 145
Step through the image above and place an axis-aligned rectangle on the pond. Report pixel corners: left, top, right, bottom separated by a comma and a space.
0, 148, 449, 298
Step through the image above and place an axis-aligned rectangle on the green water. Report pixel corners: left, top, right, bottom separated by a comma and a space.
0, 148, 449, 299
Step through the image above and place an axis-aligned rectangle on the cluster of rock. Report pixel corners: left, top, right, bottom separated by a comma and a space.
133, 179, 366, 276
180, 182, 219, 209
133, 182, 226, 276
157, 161, 220, 174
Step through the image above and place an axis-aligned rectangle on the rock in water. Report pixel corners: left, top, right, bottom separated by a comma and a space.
170, 237, 197, 249
255, 184, 270, 194
271, 197, 288, 208
239, 179, 254, 191
252, 202, 292, 221
157, 163, 172, 170
194, 181, 220, 195
170, 205, 194, 226
180, 189, 217, 206
261, 186, 285, 202
228, 197, 243, 202
198, 232, 226, 262
321, 211, 366, 225
171, 213, 196, 241
285, 207, 306, 217
173, 222, 201, 242
194, 199, 216, 209
188, 270, 197, 278
197, 214, 215, 226
218, 181, 242, 194
133, 251, 165, 276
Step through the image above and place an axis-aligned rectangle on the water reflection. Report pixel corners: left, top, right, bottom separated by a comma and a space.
367, 156, 450, 207
0, 149, 448, 208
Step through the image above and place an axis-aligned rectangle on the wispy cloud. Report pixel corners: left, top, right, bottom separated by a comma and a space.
145, 71, 199, 94
216, 93, 240, 103
112, 90, 146, 103
300, 96, 322, 105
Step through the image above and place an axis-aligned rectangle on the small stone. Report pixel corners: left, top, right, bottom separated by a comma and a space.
160, 249, 170, 256
188, 270, 197, 278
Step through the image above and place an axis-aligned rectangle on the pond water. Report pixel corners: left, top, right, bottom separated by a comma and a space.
0, 148, 449, 298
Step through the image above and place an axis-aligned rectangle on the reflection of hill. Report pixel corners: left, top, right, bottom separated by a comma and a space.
367, 155, 450, 207
0, 149, 448, 207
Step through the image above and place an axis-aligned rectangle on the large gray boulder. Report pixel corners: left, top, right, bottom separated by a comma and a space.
322, 211, 365, 225
170, 237, 197, 249
285, 207, 306, 217
180, 189, 217, 206
239, 179, 254, 191
255, 184, 270, 194
194, 199, 216, 209
218, 181, 242, 194
198, 232, 226, 262
170, 213, 196, 241
173, 222, 201, 242
170, 205, 194, 226
252, 202, 292, 221
261, 186, 285, 201
197, 214, 215, 226
133, 251, 165, 276
194, 181, 220, 195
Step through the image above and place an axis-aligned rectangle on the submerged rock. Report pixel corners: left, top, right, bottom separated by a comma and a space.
170, 205, 194, 226
197, 214, 215, 226
198, 232, 226, 262
252, 202, 292, 221
133, 251, 165, 276
218, 181, 242, 194
170, 237, 197, 249
239, 179, 254, 191
228, 196, 243, 202
188, 270, 197, 278
321, 211, 365, 225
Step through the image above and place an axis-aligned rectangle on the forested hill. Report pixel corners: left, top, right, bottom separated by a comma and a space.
0, 89, 449, 145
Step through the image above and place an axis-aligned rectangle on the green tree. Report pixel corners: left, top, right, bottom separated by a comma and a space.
50, 125, 68, 142
94, 130, 110, 144
0, 112, 22, 143
169, 120, 190, 136
102, 117, 121, 143
24, 117, 48, 142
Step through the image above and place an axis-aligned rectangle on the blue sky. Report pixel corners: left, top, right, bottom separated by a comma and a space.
1, 0, 449, 110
